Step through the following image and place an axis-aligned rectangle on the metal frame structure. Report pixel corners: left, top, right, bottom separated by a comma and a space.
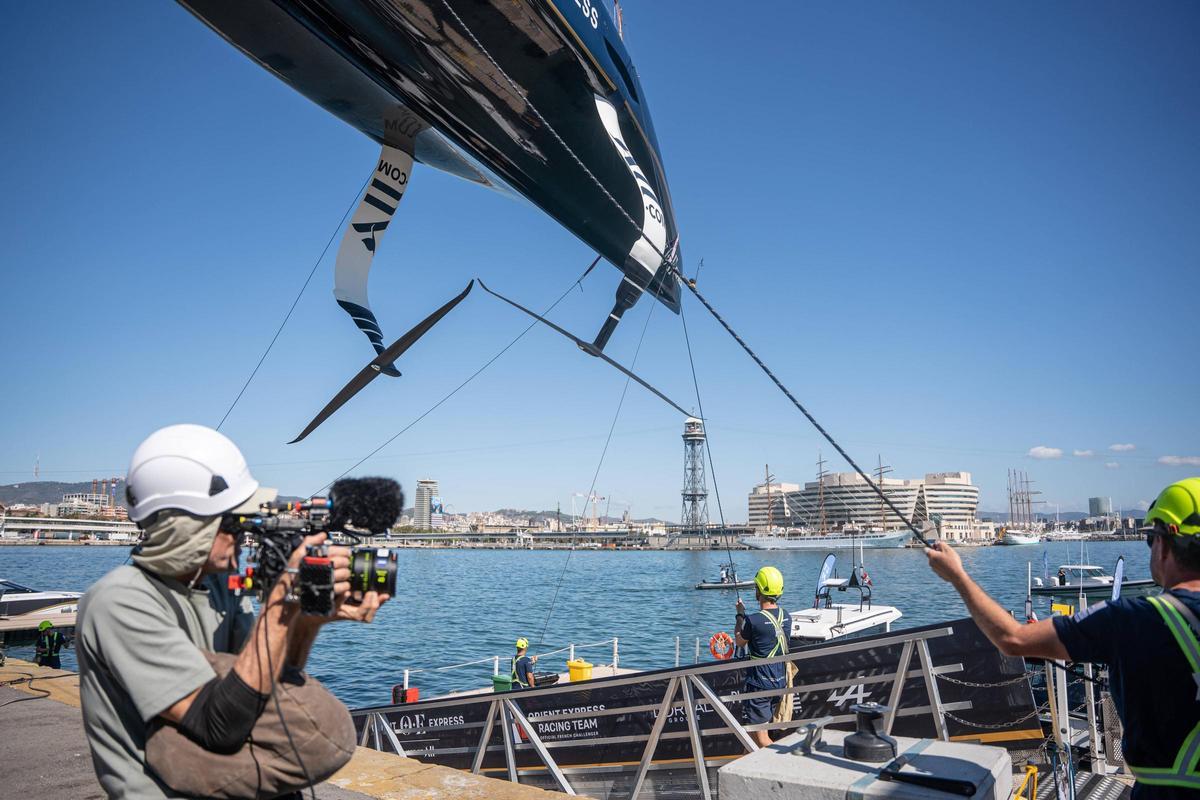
354, 625, 983, 799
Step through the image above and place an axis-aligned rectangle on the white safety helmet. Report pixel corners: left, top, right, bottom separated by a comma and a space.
125, 424, 275, 523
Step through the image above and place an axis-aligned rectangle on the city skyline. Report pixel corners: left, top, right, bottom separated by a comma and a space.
1, 3, 1196, 522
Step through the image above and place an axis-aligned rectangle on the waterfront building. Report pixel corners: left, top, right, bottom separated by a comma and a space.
747, 471, 984, 541
746, 482, 802, 530
1088, 496, 1113, 517
414, 479, 438, 530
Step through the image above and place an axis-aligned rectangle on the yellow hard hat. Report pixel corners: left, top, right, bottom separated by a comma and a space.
1144, 478, 1200, 536
754, 566, 784, 597
515, 637, 529, 650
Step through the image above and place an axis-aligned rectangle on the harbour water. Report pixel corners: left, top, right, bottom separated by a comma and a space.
2, 539, 1149, 706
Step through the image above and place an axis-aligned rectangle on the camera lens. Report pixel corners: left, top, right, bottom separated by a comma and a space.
349, 547, 398, 600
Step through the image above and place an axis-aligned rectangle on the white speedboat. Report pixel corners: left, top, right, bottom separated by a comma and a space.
1032, 564, 1156, 602
0, 578, 81, 622
789, 553, 902, 645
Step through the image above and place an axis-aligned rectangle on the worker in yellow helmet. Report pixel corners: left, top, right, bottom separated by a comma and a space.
511, 637, 538, 689
926, 478, 1200, 798
735, 566, 791, 747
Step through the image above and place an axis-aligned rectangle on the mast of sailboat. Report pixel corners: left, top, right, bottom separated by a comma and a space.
816, 450, 828, 535
874, 455, 893, 532
764, 464, 774, 534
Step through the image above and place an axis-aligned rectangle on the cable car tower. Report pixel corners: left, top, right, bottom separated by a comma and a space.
680, 417, 709, 534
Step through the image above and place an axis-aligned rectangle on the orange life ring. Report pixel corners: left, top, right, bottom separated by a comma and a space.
709, 631, 735, 660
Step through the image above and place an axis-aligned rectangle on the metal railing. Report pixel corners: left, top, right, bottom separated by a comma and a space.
356, 625, 999, 800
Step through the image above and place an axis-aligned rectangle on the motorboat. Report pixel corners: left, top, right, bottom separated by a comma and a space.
695, 562, 754, 590
0, 578, 81, 622
1032, 564, 1157, 602
789, 553, 902, 645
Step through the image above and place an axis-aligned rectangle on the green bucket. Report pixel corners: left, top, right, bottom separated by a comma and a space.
492, 674, 513, 692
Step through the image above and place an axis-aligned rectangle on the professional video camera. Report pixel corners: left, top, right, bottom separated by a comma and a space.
223, 477, 403, 616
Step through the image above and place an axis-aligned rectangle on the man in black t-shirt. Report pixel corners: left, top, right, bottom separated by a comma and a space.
926, 478, 1200, 799
736, 566, 792, 747
511, 637, 537, 689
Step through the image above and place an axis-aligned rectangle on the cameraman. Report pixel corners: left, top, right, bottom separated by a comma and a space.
76, 424, 389, 799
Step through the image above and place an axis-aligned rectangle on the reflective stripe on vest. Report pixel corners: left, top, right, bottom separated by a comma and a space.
748, 608, 788, 659
511, 656, 528, 687
1125, 594, 1200, 789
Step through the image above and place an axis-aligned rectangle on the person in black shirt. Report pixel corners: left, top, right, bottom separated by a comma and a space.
511, 637, 537, 689
735, 566, 791, 747
926, 478, 1200, 799
35, 620, 70, 669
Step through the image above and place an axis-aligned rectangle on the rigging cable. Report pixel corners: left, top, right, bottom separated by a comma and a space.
217, 174, 373, 432
671, 273, 932, 547
310, 257, 601, 495
536, 297, 657, 647
678, 282, 740, 599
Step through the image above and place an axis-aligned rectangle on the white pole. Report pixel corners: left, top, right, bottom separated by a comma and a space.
569, 643, 575, 662
403, 669, 410, 690
493, 655, 500, 676
613, 638, 619, 669
695, 637, 700, 664
675, 636, 680, 667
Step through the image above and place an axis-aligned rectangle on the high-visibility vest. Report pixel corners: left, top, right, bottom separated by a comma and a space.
1126, 593, 1200, 789
511, 656, 529, 688
748, 607, 789, 659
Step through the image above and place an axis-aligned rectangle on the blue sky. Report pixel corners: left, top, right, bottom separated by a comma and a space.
2, 2, 1197, 520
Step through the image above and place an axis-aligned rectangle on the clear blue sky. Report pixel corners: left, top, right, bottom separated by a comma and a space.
2, 2, 1197, 519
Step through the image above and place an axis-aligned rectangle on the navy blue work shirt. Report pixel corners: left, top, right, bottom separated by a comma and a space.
740, 606, 791, 688
1053, 589, 1200, 800
512, 654, 535, 688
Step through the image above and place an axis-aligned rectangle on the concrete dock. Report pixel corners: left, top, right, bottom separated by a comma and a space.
0, 659, 575, 800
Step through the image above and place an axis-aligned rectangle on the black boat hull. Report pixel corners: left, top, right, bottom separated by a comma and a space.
177, 0, 681, 309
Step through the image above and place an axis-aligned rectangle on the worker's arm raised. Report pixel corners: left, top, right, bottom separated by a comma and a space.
925, 542, 1069, 660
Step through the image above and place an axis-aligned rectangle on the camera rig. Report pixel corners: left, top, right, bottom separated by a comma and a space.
223, 477, 403, 615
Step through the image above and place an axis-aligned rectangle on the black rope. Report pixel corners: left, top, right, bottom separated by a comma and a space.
536, 297, 657, 647
678, 293, 739, 599
311, 257, 601, 495
216, 174, 372, 432
671, 271, 932, 548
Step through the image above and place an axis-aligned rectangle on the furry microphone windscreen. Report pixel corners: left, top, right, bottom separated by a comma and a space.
329, 477, 403, 533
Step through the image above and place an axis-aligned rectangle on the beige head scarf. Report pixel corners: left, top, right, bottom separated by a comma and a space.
131, 511, 222, 579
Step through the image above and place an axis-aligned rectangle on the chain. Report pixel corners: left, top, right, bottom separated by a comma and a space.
943, 708, 1041, 730
936, 671, 1034, 688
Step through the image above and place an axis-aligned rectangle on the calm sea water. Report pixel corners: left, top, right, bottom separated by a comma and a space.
1, 540, 1149, 706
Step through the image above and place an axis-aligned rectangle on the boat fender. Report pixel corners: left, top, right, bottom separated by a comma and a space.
710, 631, 735, 660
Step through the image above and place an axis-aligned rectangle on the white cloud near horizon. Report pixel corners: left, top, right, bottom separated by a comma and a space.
1160, 455, 1200, 467
1110, 443, 1136, 452
1028, 446, 1064, 460
1073, 449, 1094, 457
1105, 462, 1120, 469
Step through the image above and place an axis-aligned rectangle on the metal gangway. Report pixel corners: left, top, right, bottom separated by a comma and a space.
355, 621, 1040, 800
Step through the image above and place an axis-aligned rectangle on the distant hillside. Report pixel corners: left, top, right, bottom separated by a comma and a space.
0, 481, 124, 507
